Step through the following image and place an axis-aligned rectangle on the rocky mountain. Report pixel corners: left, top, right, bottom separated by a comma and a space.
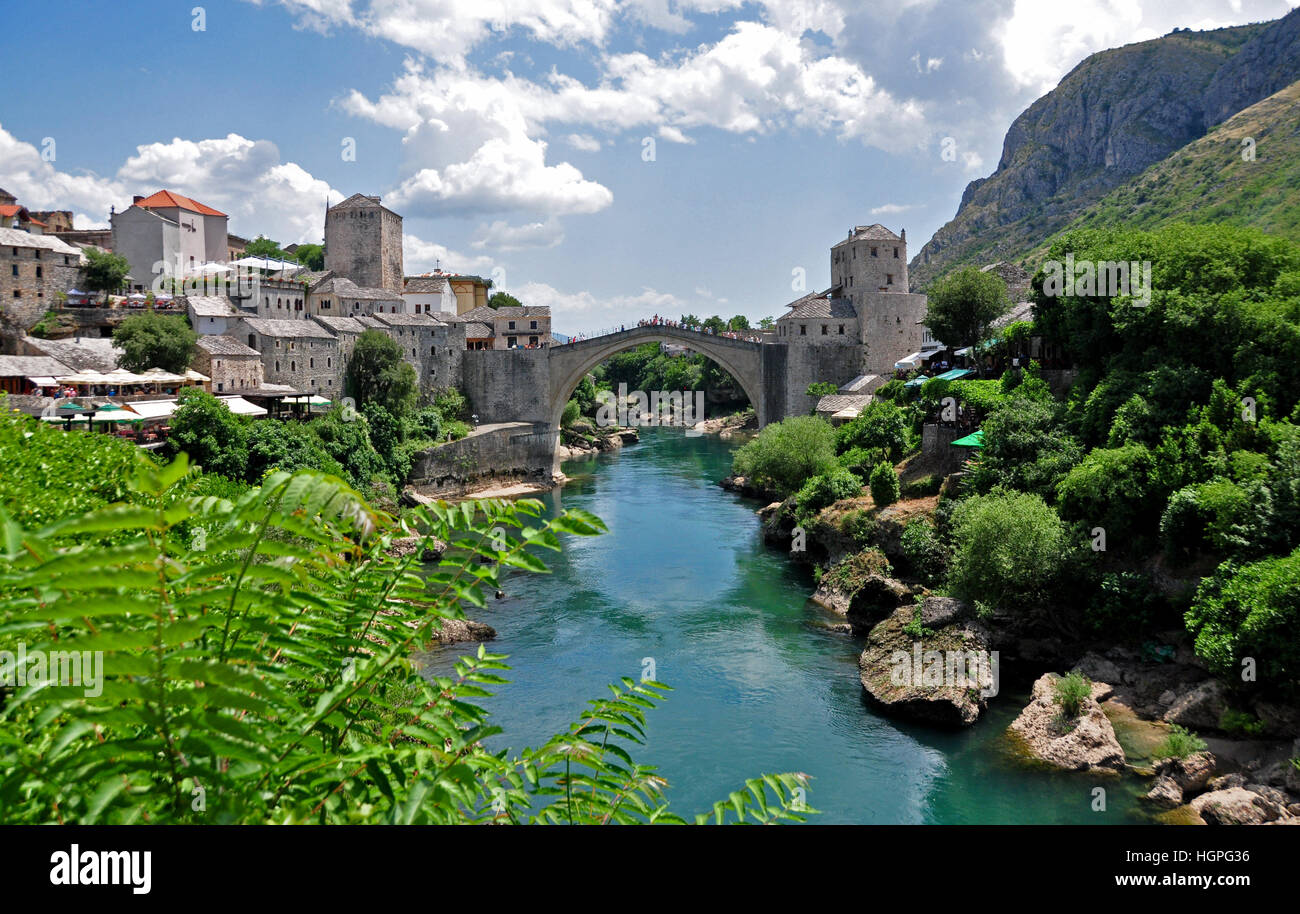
910, 9, 1300, 289
1051, 78, 1300, 243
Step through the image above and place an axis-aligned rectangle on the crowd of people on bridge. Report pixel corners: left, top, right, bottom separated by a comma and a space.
558, 316, 764, 345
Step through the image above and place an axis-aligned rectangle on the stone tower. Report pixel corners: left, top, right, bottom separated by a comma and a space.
831, 224, 930, 376
324, 193, 404, 293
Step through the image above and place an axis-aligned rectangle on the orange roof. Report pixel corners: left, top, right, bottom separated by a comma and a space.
0, 205, 23, 218
133, 190, 226, 217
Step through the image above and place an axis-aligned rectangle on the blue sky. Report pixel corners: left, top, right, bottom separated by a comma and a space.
2, 0, 1295, 332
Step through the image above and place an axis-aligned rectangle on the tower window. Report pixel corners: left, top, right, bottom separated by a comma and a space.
887, 274, 894, 285
894, 247, 899, 258
870, 247, 878, 257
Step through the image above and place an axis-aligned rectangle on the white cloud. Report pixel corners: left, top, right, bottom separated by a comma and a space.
256, 0, 619, 61
472, 216, 565, 250
404, 231, 498, 275
993, 0, 1293, 94
0, 127, 339, 242
657, 125, 694, 144
0, 125, 119, 228
565, 133, 602, 151
869, 202, 916, 216
515, 280, 685, 332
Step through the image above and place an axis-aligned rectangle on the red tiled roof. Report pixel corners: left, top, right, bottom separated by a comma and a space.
0, 204, 23, 218
133, 190, 226, 217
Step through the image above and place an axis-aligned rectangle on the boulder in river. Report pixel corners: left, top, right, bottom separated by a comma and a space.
1007, 673, 1126, 772
431, 618, 496, 645
1190, 787, 1283, 825
858, 597, 996, 727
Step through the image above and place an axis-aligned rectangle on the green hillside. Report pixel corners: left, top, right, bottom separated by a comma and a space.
1062, 79, 1300, 239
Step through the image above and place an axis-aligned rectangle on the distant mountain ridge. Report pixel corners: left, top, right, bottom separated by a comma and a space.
910, 9, 1300, 289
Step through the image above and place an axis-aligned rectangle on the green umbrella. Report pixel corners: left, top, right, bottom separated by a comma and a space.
952, 430, 984, 448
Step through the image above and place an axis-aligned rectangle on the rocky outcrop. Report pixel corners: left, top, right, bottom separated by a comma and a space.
910, 10, 1300, 289
1163, 679, 1231, 731
858, 597, 995, 727
1145, 751, 1217, 808
385, 535, 447, 562
431, 618, 496, 645
1190, 787, 1284, 825
1008, 673, 1126, 771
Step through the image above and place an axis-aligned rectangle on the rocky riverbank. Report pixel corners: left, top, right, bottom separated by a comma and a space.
720, 474, 1300, 824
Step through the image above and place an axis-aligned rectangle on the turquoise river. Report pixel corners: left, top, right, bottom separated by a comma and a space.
421, 427, 1152, 824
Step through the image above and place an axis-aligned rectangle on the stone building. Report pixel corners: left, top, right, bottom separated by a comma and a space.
246, 273, 314, 318
402, 274, 459, 315
372, 312, 465, 391
324, 194, 403, 294
0, 227, 84, 331
830, 224, 930, 376
194, 335, 265, 394
0, 204, 50, 233
309, 275, 403, 317
404, 271, 490, 314
112, 190, 228, 291
234, 317, 340, 395
187, 295, 240, 335
457, 305, 551, 349
29, 211, 74, 234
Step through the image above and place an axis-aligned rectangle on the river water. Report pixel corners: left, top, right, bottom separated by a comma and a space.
421, 427, 1149, 824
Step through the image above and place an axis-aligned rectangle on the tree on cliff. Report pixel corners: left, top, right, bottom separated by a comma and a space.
81, 248, 131, 303
923, 266, 1010, 372
112, 310, 198, 373
346, 329, 418, 417
292, 243, 325, 271
488, 291, 522, 310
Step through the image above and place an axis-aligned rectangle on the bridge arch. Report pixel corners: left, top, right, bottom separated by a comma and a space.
546, 325, 767, 452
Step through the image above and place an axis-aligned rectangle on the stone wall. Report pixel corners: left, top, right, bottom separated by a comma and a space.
857, 290, 929, 375
324, 200, 403, 294
406, 421, 558, 495
778, 339, 863, 420
461, 348, 551, 424
921, 423, 975, 475
0, 247, 82, 332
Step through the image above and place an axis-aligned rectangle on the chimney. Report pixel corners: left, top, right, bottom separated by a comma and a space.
132, 195, 144, 204
901, 228, 906, 241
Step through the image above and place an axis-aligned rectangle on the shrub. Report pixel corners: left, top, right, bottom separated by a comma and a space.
1052, 672, 1092, 719
947, 491, 1066, 612
836, 402, 909, 461
868, 462, 900, 507
970, 394, 1081, 498
732, 415, 838, 496
165, 388, 250, 480
1056, 442, 1161, 548
900, 473, 943, 499
838, 445, 886, 478
1160, 478, 1253, 558
561, 398, 581, 427
1185, 548, 1300, 696
1154, 725, 1208, 760
900, 519, 947, 584
795, 468, 862, 519
826, 547, 892, 594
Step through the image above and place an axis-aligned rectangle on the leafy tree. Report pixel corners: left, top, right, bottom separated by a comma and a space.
165, 388, 249, 480
923, 266, 1011, 363
680, 314, 701, 330
1186, 548, 1300, 697
81, 247, 131, 302
311, 406, 388, 489
346, 330, 419, 418
806, 381, 839, 400
245, 235, 285, 259
758, 317, 775, 330
836, 402, 909, 462
948, 491, 1066, 612
795, 468, 861, 518
702, 315, 727, 334
1056, 442, 1162, 547
292, 243, 324, 270
728, 315, 750, 331
869, 462, 900, 507
112, 310, 198, 373
245, 420, 343, 481
731, 415, 838, 497
488, 291, 522, 310
971, 394, 1082, 498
